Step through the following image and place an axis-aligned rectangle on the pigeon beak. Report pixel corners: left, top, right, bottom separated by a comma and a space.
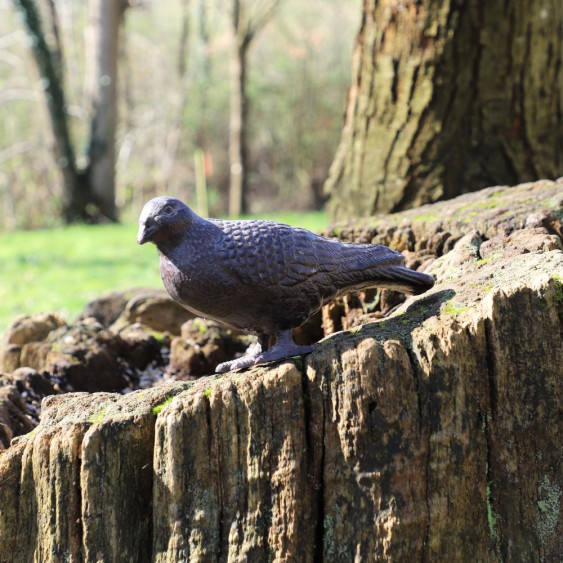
137, 219, 157, 245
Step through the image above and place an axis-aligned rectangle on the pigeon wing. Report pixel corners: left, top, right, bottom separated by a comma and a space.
210, 219, 432, 322
306, 237, 435, 297
212, 219, 335, 287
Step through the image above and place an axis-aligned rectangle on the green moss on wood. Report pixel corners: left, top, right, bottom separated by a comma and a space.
483, 284, 493, 295
25, 426, 40, 438
411, 211, 440, 223
476, 252, 502, 265
552, 275, 563, 303
442, 300, 470, 318
455, 199, 502, 215
89, 406, 108, 423
323, 514, 335, 560
193, 319, 208, 333
148, 330, 168, 344
152, 396, 175, 415
292, 356, 304, 371
476, 256, 493, 265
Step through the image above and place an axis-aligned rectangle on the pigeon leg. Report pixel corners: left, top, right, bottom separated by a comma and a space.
253, 329, 313, 366
244, 334, 269, 357
215, 334, 269, 374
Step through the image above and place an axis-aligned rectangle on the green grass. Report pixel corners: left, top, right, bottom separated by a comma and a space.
0, 223, 160, 333
0, 211, 328, 335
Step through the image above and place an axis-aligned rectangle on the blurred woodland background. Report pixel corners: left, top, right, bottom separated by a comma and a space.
1, 0, 562, 231
0, 0, 360, 229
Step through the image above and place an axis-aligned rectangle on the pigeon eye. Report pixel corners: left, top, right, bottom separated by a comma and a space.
163, 205, 174, 215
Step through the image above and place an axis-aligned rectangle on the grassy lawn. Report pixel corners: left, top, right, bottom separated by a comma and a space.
0, 211, 328, 334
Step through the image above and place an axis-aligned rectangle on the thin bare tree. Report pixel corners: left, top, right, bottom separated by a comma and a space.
84, 0, 129, 221
228, 0, 282, 217
13, 0, 129, 222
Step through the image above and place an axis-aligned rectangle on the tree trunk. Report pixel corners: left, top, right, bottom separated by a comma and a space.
227, 0, 281, 217
228, 36, 249, 217
14, 0, 128, 223
12, 0, 86, 221
85, 0, 127, 222
325, 0, 563, 221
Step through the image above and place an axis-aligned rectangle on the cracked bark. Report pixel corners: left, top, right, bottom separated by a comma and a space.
325, 0, 563, 220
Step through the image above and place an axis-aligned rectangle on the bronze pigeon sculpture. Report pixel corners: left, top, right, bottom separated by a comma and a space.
138, 196, 434, 373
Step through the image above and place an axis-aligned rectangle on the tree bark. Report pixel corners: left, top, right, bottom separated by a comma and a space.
228, 35, 249, 217
14, 0, 128, 223
12, 0, 85, 221
194, 0, 211, 150
85, 0, 128, 222
325, 0, 563, 221
227, 0, 282, 217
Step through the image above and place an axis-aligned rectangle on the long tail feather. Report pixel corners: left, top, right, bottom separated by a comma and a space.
368, 264, 435, 295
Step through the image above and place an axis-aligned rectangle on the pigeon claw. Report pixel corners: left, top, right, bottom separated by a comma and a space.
214, 330, 314, 374
215, 354, 258, 374
253, 344, 314, 366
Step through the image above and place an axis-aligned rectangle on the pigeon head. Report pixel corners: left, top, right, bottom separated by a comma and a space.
137, 196, 195, 246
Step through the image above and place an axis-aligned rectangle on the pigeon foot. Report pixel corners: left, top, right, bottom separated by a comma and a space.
215, 338, 265, 373
253, 343, 313, 366
253, 329, 313, 366
215, 331, 313, 373
215, 354, 259, 374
